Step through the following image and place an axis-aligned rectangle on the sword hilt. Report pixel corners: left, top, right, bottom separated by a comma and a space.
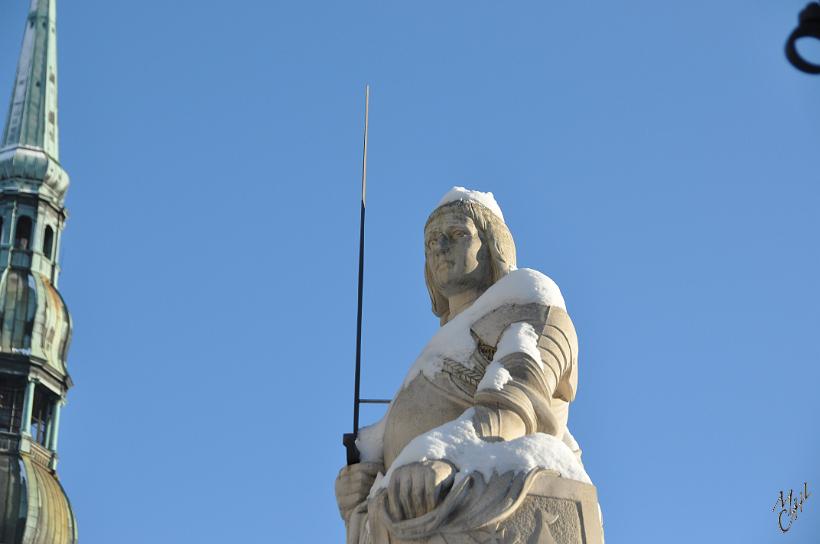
343, 432, 360, 465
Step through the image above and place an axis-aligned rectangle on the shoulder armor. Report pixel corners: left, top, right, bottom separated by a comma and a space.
470, 302, 550, 347
472, 303, 579, 402
540, 306, 578, 401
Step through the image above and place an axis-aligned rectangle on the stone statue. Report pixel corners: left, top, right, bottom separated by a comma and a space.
336, 188, 604, 544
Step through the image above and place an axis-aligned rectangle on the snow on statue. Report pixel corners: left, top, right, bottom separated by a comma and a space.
336, 187, 604, 544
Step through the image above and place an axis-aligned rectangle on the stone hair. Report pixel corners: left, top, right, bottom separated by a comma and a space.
424, 200, 517, 322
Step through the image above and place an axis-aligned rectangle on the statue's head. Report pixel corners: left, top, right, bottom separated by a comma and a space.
424, 188, 516, 323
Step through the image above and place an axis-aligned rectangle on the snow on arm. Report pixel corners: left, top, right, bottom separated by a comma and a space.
373, 409, 590, 494
356, 415, 387, 463
476, 362, 511, 391
494, 322, 542, 365
477, 321, 542, 391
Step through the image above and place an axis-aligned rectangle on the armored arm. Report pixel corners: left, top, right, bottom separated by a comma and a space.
471, 304, 578, 441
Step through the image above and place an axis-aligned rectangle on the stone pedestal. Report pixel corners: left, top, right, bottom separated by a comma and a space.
495, 474, 603, 544
368, 471, 603, 544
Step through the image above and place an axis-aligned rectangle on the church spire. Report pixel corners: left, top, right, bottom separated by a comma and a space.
2, 0, 60, 161
0, 0, 68, 209
0, 1, 78, 540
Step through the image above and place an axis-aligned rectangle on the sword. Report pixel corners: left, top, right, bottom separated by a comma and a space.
343, 86, 390, 466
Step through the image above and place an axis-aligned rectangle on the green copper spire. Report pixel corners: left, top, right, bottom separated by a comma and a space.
0, 0, 73, 378
0, 0, 69, 209
2, 0, 60, 160
0, 1, 78, 541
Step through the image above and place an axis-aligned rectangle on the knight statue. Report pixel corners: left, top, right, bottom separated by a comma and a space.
335, 187, 604, 544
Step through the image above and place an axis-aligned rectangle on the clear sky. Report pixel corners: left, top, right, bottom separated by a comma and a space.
2, 0, 819, 542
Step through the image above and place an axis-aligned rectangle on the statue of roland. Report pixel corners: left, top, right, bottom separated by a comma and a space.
336, 187, 604, 544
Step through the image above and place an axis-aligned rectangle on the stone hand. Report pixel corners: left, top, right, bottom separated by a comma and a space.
387, 460, 455, 520
335, 462, 383, 522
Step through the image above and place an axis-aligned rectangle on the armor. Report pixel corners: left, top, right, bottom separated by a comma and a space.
472, 303, 579, 448
349, 300, 589, 543
382, 300, 583, 475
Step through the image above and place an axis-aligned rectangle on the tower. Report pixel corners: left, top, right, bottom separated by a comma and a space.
0, 0, 78, 542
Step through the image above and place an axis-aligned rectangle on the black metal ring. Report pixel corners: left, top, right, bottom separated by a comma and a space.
786, 26, 820, 74
786, 3, 820, 74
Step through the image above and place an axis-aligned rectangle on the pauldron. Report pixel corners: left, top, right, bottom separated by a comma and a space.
438, 302, 579, 437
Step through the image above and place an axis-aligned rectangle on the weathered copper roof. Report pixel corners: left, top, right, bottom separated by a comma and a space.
0, 269, 71, 382
19, 456, 77, 544
0, 451, 76, 544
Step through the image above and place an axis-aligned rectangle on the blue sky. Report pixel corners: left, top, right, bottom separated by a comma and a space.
2, 0, 819, 542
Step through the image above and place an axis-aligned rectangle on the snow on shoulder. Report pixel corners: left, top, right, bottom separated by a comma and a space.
437, 186, 505, 222
402, 268, 565, 388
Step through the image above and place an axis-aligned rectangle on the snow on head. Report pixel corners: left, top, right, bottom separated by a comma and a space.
374, 409, 591, 493
437, 186, 505, 222
402, 268, 565, 388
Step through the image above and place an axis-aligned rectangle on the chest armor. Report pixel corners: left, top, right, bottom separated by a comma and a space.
382, 337, 495, 468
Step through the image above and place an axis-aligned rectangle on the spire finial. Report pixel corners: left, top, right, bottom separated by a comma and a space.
2, 0, 60, 160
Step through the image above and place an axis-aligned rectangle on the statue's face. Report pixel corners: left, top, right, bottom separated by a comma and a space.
424, 208, 491, 297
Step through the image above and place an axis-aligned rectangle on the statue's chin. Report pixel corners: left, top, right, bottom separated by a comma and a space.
436, 278, 478, 297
